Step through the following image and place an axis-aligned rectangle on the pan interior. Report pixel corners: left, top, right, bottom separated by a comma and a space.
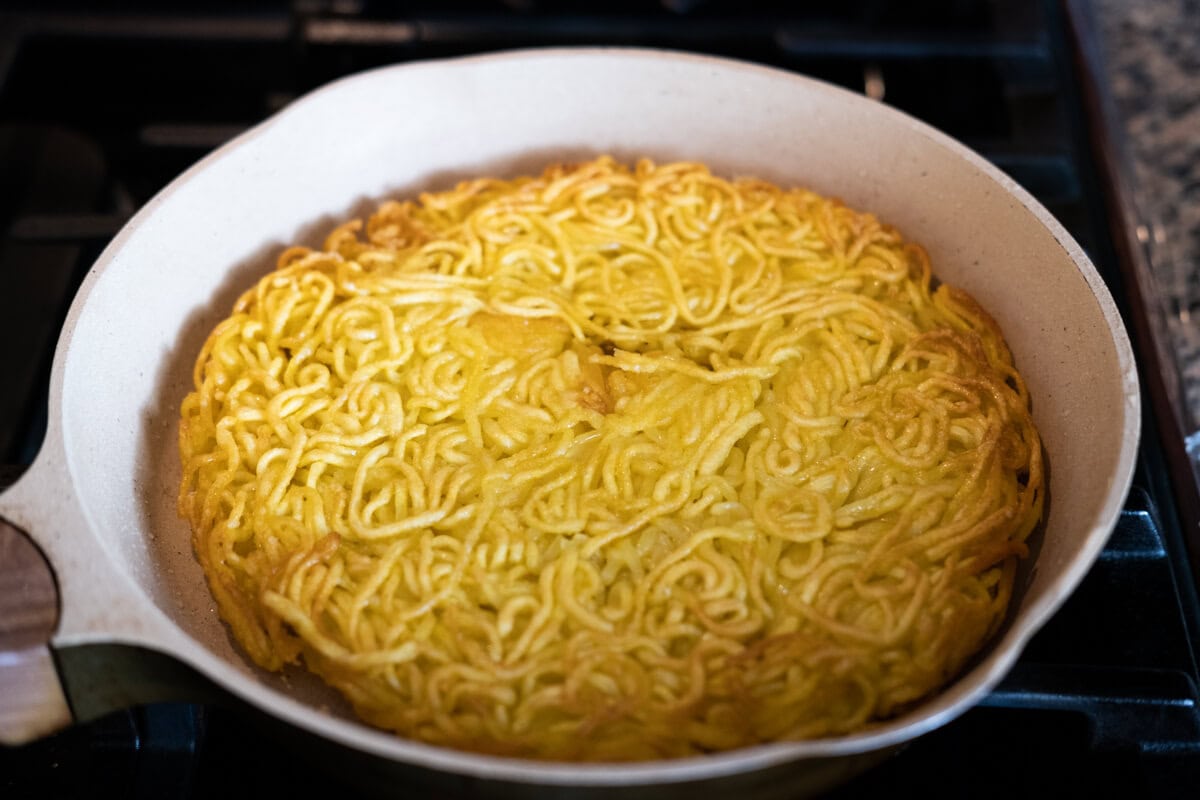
55, 52, 1135, 761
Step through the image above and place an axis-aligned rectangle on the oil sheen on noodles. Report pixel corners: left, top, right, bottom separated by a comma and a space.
178, 157, 1044, 761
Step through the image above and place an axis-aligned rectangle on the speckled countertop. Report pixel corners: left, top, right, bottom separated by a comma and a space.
1095, 0, 1200, 435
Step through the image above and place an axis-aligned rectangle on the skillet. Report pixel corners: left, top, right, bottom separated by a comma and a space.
0, 48, 1139, 796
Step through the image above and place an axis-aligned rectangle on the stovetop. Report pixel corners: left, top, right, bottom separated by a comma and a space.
1, 2, 1197, 797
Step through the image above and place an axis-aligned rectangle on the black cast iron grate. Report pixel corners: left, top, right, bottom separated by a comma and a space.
0, 2, 1197, 798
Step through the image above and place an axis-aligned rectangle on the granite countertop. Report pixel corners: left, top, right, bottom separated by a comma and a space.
1096, 0, 1200, 437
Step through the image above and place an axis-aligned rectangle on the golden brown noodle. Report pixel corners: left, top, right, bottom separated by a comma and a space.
179, 157, 1043, 760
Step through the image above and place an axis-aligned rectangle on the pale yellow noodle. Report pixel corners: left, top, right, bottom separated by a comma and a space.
179, 157, 1044, 761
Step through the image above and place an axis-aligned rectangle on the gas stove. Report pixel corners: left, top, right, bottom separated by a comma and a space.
1, 2, 1197, 797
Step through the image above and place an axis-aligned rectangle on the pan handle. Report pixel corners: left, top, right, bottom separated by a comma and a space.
0, 516, 229, 746
0, 517, 72, 744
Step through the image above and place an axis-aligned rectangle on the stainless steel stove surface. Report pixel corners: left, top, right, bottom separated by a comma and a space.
0, 2, 1197, 797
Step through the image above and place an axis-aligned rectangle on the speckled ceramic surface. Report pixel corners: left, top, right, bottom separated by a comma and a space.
1097, 0, 1200, 428
0, 50, 1140, 788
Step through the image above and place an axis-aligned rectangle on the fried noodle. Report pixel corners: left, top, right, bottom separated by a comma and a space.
178, 157, 1044, 760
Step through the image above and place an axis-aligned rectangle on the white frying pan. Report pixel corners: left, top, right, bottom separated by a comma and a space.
0, 49, 1139, 796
